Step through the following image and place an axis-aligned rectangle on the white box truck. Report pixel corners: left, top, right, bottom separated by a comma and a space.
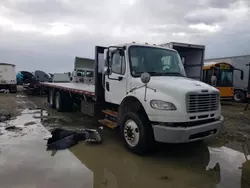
41, 43, 223, 154
159, 42, 205, 81
0, 63, 17, 93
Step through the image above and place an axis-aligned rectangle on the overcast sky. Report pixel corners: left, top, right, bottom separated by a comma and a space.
0, 0, 249, 72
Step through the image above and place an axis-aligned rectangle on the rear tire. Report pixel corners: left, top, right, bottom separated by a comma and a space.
48, 89, 55, 108
55, 91, 72, 112
55, 91, 63, 112
234, 90, 246, 103
120, 112, 154, 155
9, 85, 17, 93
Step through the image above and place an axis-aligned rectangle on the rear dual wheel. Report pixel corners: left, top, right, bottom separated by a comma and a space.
55, 92, 63, 112
48, 89, 72, 112
48, 89, 55, 108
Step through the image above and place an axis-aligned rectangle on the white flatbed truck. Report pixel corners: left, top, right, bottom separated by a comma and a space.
41, 43, 224, 154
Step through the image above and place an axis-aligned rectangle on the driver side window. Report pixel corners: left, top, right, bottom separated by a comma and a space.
111, 51, 125, 75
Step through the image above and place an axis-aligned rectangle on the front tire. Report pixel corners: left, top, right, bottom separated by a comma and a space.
234, 90, 246, 103
120, 112, 154, 155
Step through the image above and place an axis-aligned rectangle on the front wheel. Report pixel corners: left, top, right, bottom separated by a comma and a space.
234, 91, 246, 103
120, 112, 154, 155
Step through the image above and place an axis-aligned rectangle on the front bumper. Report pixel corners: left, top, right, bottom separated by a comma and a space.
152, 116, 224, 143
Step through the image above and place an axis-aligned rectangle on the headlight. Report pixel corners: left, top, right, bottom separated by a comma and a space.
150, 100, 177, 110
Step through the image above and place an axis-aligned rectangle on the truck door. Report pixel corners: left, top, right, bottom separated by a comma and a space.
105, 50, 127, 104
248, 63, 250, 98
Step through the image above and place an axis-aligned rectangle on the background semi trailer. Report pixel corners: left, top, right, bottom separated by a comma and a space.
205, 55, 250, 102
41, 43, 224, 154
0, 63, 17, 93
159, 42, 205, 81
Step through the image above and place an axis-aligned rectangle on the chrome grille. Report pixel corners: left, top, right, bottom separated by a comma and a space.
187, 93, 219, 113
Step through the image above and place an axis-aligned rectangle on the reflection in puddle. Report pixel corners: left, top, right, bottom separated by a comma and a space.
208, 145, 250, 188
0, 109, 50, 141
71, 136, 250, 188
1, 108, 250, 188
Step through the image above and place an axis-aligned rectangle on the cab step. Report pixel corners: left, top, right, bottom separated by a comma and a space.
102, 109, 118, 118
98, 119, 117, 129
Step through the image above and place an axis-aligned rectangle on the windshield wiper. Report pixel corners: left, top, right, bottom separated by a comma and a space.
148, 72, 184, 77
147, 72, 165, 76
132, 72, 184, 77
164, 72, 184, 77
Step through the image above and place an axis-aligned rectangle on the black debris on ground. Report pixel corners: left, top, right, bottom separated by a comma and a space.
46, 128, 102, 150
5, 126, 23, 131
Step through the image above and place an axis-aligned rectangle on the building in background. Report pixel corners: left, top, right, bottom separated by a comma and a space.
205, 55, 250, 102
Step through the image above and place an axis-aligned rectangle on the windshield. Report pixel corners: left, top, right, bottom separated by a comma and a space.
128, 46, 186, 77
86, 71, 94, 78
76, 70, 85, 77
215, 69, 233, 86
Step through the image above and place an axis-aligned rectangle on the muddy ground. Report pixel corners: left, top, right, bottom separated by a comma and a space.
0, 92, 250, 188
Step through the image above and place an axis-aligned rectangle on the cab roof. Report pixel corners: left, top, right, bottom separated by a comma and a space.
203, 61, 232, 70
0, 63, 15, 66
117, 43, 177, 52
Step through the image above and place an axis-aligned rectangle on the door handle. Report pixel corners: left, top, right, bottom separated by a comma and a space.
106, 82, 110, 91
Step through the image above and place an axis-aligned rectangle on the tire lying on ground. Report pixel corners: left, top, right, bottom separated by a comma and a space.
120, 112, 154, 155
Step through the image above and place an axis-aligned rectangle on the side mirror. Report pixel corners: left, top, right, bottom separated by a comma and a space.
181, 57, 185, 64
106, 50, 110, 67
119, 49, 124, 56
141, 72, 151, 84
241, 71, 244, 80
105, 68, 111, 75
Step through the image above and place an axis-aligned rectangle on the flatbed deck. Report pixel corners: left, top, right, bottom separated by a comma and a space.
40, 82, 95, 96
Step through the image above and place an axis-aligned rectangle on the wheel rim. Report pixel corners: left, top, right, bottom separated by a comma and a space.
124, 119, 140, 147
50, 90, 53, 105
55, 93, 60, 109
234, 93, 241, 101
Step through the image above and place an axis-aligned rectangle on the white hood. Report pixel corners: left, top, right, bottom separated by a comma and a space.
147, 76, 218, 93
132, 76, 219, 102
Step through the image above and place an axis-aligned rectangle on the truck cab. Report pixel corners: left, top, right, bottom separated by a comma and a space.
71, 68, 94, 84
96, 43, 224, 154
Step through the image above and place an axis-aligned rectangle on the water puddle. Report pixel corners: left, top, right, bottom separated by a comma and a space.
0, 109, 92, 188
70, 140, 250, 188
0, 108, 250, 188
